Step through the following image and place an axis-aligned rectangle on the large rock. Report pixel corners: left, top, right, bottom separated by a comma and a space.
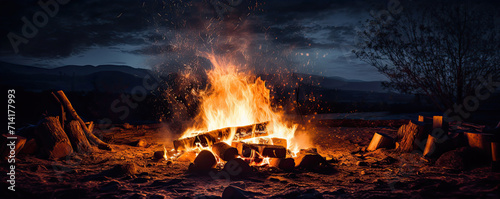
222, 186, 247, 199
436, 147, 489, 170
189, 150, 217, 173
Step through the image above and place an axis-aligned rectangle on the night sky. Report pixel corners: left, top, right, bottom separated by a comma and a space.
0, 0, 497, 81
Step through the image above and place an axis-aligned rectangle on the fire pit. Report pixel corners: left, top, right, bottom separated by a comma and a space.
160, 54, 328, 173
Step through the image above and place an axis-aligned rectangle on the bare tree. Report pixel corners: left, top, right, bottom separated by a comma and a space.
354, 1, 500, 111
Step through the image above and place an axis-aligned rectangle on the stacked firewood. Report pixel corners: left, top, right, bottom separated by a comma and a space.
366, 115, 500, 165
0, 90, 110, 161
172, 122, 330, 173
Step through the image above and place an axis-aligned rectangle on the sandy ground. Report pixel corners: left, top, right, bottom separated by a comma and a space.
1, 121, 499, 199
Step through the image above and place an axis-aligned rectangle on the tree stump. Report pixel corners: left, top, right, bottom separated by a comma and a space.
65, 120, 94, 153
397, 120, 427, 152
465, 132, 494, 156
36, 117, 73, 159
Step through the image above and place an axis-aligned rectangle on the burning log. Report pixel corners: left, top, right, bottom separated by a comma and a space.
232, 142, 253, 157
270, 138, 287, 148
269, 158, 295, 171
397, 120, 428, 152
189, 150, 217, 173
174, 127, 231, 151
65, 120, 94, 153
212, 142, 238, 161
233, 122, 269, 140
174, 122, 269, 151
54, 90, 111, 151
367, 132, 395, 151
176, 151, 197, 162
36, 117, 73, 159
260, 145, 286, 158
231, 142, 286, 158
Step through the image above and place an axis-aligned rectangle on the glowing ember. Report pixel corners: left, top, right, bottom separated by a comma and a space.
163, 146, 168, 160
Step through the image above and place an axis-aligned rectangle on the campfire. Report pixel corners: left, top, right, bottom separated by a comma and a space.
163, 54, 326, 172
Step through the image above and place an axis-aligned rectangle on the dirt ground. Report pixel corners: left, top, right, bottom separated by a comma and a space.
1, 120, 499, 199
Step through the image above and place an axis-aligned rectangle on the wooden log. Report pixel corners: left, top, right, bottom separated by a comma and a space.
465, 132, 494, 156
212, 142, 238, 161
36, 117, 73, 159
19, 138, 37, 155
492, 142, 499, 162
424, 132, 465, 158
423, 134, 438, 158
231, 142, 253, 158
367, 132, 395, 151
234, 122, 269, 140
65, 120, 94, 153
260, 144, 286, 158
1, 134, 27, 160
418, 115, 432, 123
86, 121, 94, 132
174, 127, 231, 151
176, 150, 197, 162
55, 90, 111, 151
433, 116, 443, 129
492, 142, 500, 171
174, 122, 270, 151
397, 120, 428, 153
51, 92, 65, 129
432, 115, 449, 132
270, 138, 287, 148
231, 142, 286, 158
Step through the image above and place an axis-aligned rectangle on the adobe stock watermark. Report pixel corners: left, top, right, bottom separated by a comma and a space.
387, 74, 500, 191
7, 0, 71, 54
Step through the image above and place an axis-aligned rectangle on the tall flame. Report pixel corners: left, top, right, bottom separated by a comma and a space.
181, 53, 299, 151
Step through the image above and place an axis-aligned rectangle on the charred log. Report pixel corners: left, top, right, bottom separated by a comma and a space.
65, 120, 95, 153
397, 120, 428, 153
36, 117, 73, 159
55, 90, 111, 151
212, 142, 238, 161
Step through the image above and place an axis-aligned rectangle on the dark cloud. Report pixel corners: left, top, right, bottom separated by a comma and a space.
127, 44, 176, 55
1, 0, 153, 57
260, 0, 373, 25
1, 0, 377, 58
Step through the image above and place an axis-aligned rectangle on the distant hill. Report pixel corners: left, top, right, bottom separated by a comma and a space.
0, 61, 149, 77
0, 62, 151, 92
1, 62, 387, 93
258, 73, 385, 93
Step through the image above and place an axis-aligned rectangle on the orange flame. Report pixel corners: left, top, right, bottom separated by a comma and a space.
180, 53, 301, 154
